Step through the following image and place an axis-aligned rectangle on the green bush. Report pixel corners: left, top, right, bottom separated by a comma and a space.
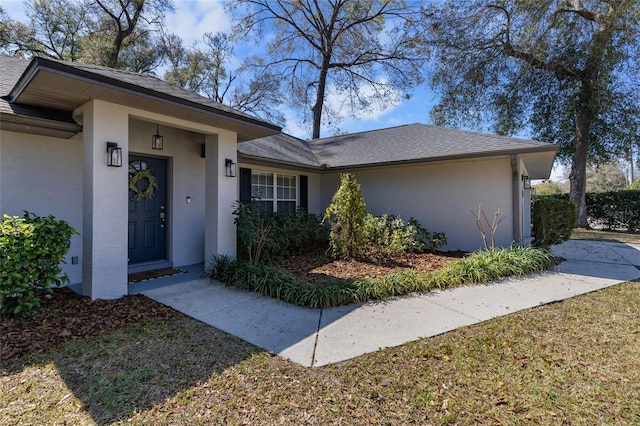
531, 196, 577, 246
1, 212, 77, 317
626, 180, 640, 190
587, 190, 640, 231
234, 201, 327, 263
366, 214, 422, 256
205, 246, 556, 308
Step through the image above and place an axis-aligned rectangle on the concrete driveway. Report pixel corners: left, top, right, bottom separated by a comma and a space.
143, 240, 640, 367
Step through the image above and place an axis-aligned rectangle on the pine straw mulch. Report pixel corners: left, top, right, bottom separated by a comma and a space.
275, 250, 467, 283
1, 288, 178, 364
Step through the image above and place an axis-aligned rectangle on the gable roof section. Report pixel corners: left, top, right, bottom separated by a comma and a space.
238, 132, 321, 169
1, 56, 81, 138
1, 55, 281, 141
240, 123, 559, 179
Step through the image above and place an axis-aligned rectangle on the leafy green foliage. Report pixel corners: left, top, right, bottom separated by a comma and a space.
626, 180, 640, 190
531, 196, 577, 246
205, 246, 556, 308
587, 191, 640, 231
366, 215, 447, 257
425, 0, 640, 228
533, 181, 563, 195
324, 173, 370, 258
234, 201, 326, 264
1, 212, 77, 317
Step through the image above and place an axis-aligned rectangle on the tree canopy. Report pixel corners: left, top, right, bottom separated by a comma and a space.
226, 0, 428, 138
1, 0, 173, 73
424, 0, 640, 227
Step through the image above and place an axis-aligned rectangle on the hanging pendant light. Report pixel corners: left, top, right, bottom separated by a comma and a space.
152, 124, 164, 150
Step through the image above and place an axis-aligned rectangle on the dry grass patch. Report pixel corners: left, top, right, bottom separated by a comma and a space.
2, 281, 639, 425
571, 228, 640, 244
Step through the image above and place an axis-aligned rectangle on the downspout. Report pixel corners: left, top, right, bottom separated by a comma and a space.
511, 154, 522, 244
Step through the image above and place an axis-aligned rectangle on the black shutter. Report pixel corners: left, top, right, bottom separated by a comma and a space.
299, 175, 308, 212
239, 167, 252, 204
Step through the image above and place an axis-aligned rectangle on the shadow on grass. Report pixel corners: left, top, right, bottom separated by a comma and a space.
3, 315, 263, 425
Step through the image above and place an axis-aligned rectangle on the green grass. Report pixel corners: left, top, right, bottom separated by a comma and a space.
2, 280, 639, 425
206, 246, 557, 308
571, 228, 640, 244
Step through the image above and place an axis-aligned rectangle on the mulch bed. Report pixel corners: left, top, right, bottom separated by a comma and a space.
276, 251, 467, 283
2, 252, 466, 364
1, 288, 178, 364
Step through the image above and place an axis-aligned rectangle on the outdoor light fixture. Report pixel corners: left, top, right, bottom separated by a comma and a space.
225, 159, 237, 177
522, 175, 531, 190
152, 123, 164, 150
106, 142, 122, 167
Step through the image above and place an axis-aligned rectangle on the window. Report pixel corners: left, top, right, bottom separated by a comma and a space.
251, 171, 297, 214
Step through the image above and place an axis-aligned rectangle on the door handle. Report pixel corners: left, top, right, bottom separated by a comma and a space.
160, 207, 166, 228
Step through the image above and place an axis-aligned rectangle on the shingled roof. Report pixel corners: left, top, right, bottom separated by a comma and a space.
239, 123, 558, 171
1, 55, 281, 139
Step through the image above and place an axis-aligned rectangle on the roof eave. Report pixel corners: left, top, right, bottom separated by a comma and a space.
323, 145, 559, 171
238, 152, 324, 171
9, 57, 282, 138
0, 112, 82, 139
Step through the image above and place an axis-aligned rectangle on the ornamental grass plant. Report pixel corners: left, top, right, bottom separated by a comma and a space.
205, 245, 556, 309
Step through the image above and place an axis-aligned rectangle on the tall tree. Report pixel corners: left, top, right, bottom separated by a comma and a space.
2, 0, 172, 74
163, 31, 285, 125
226, 0, 427, 138
425, 0, 640, 227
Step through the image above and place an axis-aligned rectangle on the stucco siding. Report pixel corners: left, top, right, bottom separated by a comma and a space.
320, 157, 516, 252
0, 130, 84, 284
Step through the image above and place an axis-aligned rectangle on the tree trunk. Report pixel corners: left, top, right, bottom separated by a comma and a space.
311, 57, 330, 139
570, 83, 593, 228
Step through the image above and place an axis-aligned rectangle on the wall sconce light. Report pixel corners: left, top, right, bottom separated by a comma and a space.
522, 175, 531, 190
225, 159, 237, 177
106, 142, 122, 167
152, 124, 163, 150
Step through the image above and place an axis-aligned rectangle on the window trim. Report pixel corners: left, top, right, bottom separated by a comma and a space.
250, 170, 298, 213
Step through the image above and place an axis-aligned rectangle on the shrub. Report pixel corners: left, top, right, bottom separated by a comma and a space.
1, 212, 77, 317
587, 190, 640, 231
323, 173, 370, 258
531, 196, 577, 246
234, 201, 327, 263
366, 214, 422, 256
626, 180, 640, 190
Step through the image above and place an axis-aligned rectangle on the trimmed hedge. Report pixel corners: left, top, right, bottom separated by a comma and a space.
531, 196, 577, 246
587, 190, 640, 231
1, 212, 77, 317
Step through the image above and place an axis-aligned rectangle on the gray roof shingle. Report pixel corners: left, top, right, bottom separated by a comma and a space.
240, 123, 558, 169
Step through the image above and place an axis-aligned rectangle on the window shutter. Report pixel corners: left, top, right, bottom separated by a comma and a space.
300, 175, 308, 212
239, 167, 252, 204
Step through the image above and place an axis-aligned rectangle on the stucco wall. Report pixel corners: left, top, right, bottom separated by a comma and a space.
320, 157, 515, 252
0, 130, 84, 284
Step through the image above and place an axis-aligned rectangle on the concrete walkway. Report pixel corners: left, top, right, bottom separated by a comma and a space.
143, 240, 640, 367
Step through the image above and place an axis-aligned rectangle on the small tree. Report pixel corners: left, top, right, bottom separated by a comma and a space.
323, 173, 369, 258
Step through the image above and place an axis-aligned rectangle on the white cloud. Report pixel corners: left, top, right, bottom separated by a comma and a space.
167, 0, 230, 46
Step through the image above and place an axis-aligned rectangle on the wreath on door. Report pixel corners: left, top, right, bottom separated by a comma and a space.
129, 169, 157, 201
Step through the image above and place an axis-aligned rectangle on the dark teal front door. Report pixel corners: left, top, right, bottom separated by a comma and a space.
128, 156, 167, 265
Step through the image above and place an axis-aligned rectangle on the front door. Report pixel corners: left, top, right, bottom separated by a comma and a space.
128, 155, 167, 265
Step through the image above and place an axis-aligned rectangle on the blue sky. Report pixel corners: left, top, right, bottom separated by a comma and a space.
2, 0, 438, 139
3, 0, 569, 180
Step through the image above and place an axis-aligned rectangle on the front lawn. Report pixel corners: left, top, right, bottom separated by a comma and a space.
571, 228, 640, 244
2, 280, 639, 424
